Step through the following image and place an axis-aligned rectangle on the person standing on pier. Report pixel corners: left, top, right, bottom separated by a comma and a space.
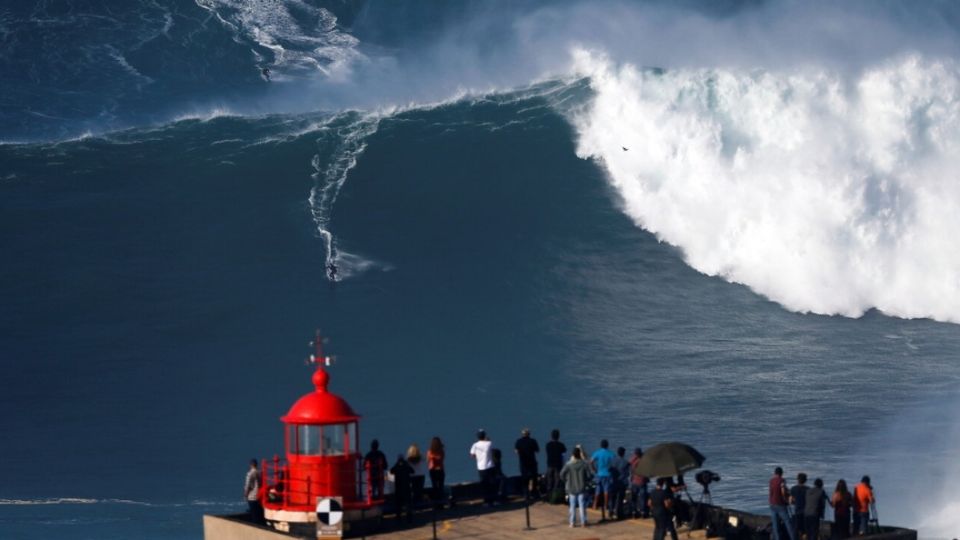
244, 459, 263, 524
560, 446, 593, 528
407, 444, 425, 506
650, 477, 676, 540
514, 428, 540, 498
610, 447, 631, 519
390, 454, 414, 523
769, 467, 797, 540
590, 439, 615, 513
853, 476, 875, 536
804, 478, 830, 540
831, 479, 853, 539
427, 437, 446, 507
544, 429, 567, 503
630, 448, 650, 518
669, 476, 689, 529
470, 429, 495, 506
790, 473, 809, 538
363, 440, 388, 499
491, 448, 509, 503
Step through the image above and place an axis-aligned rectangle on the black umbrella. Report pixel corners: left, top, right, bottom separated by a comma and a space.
633, 442, 705, 478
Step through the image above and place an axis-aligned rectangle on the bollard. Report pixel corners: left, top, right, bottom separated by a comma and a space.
523, 483, 534, 531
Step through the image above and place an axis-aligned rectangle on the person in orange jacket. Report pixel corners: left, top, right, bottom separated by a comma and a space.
853, 476, 875, 535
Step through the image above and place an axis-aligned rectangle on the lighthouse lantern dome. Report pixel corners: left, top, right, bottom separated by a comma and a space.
281, 367, 359, 425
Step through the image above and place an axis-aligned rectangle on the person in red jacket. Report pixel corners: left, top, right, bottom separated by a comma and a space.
853, 476, 875, 535
769, 467, 797, 540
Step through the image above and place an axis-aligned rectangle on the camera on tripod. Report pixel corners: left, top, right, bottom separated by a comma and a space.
690, 469, 722, 529
695, 470, 721, 487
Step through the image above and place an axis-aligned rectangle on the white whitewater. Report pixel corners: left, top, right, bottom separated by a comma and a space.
570, 49, 960, 323
194, 0, 361, 80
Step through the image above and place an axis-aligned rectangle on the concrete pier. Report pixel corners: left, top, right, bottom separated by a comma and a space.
204, 478, 916, 540
206, 497, 917, 540
205, 500, 688, 540
366, 500, 696, 539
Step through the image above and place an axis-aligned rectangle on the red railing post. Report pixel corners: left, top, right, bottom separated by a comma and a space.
282, 464, 289, 507
258, 458, 263, 501
365, 458, 372, 505
272, 455, 279, 492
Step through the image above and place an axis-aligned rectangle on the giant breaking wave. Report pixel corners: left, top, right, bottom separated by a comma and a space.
570, 50, 960, 323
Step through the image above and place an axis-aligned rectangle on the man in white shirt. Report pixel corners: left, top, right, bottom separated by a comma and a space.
470, 429, 495, 505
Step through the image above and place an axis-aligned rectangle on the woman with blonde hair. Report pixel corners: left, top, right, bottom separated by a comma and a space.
427, 437, 446, 506
407, 444, 425, 505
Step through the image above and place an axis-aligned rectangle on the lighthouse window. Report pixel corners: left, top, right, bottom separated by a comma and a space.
346, 422, 356, 454
322, 424, 345, 456
295, 425, 322, 456
292, 424, 349, 456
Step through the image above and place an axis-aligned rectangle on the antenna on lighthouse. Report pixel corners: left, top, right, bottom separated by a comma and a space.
307, 329, 336, 367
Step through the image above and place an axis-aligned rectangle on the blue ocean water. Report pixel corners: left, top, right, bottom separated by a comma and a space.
3, 1, 960, 539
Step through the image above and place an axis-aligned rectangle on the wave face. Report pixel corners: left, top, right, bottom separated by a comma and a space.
572, 51, 960, 323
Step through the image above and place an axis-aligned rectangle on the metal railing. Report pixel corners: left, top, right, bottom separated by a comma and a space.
260, 455, 385, 511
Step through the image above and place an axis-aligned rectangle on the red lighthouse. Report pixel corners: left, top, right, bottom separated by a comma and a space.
261, 334, 381, 532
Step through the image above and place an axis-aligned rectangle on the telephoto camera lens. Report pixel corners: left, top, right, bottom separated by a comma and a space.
695, 470, 721, 486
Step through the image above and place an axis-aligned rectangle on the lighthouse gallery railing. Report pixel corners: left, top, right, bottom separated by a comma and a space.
260, 455, 384, 511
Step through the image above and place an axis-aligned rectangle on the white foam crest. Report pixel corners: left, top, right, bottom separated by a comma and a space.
171, 106, 238, 123
47, 131, 97, 145
239, 114, 342, 147
569, 49, 960, 323
194, 0, 362, 81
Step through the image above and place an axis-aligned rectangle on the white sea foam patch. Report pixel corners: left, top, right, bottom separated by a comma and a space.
920, 501, 960, 538
0, 497, 238, 507
195, 0, 361, 81
569, 50, 960, 323
0, 498, 150, 506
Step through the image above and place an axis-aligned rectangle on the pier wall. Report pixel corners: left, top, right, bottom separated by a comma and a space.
204, 477, 917, 540
697, 504, 916, 540
203, 514, 295, 540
